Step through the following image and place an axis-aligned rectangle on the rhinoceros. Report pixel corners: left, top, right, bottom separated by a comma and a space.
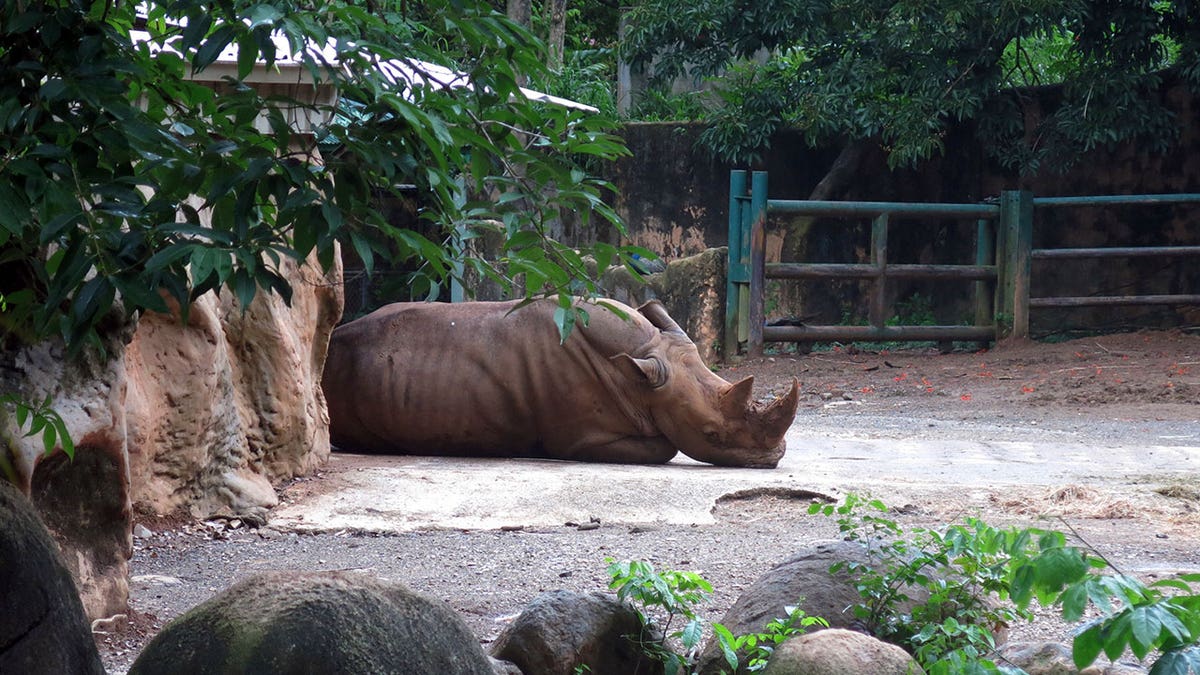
321, 298, 800, 468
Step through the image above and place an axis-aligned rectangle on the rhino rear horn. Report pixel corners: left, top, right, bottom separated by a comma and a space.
637, 300, 688, 338
756, 378, 800, 443
719, 376, 756, 418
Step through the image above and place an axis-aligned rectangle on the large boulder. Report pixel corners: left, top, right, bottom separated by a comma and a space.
129, 570, 493, 675
761, 629, 924, 675
0, 480, 105, 675
696, 541, 930, 675
491, 590, 664, 675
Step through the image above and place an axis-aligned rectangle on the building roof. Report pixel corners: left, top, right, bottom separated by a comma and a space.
130, 29, 598, 112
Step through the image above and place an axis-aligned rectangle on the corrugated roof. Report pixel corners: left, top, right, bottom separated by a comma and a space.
130, 29, 598, 112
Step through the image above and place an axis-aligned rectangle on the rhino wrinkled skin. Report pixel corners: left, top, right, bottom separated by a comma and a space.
322, 298, 799, 468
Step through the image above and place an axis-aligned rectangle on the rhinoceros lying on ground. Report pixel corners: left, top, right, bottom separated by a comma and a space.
322, 298, 800, 468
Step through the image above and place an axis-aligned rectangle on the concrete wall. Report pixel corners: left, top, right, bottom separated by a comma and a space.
602, 82, 1200, 339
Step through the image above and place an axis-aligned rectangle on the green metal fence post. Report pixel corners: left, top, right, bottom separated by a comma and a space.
1000, 190, 1033, 339
974, 217, 995, 345
726, 170, 748, 359
748, 171, 769, 358
869, 213, 890, 328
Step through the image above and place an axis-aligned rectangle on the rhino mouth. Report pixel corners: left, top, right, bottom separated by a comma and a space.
701, 439, 786, 469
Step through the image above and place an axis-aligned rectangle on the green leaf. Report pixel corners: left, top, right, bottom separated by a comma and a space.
41, 421, 57, 454
54, 415, 74, 459
1103, 613, 1134, 662
244, 4, 283, 29
1060, 582, 1089, 622
680, 618, 703, 650
194, 24, 237, 72
236, 32, 258, 79
711, 623, 739, 670
232, 269, 256, 309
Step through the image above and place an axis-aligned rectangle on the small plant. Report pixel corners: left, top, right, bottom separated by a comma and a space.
712, 605, 828, 672
1006, 530, 1200, 674
1, 392, 75, 484
809, 494, 1200, 674
809, 494, 1035, 673
606, 558, 714, 673
605, 558, 825, 674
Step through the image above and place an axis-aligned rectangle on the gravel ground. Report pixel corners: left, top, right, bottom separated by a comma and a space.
96, 330, 1200, 673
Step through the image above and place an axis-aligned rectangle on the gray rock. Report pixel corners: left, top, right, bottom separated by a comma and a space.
491, 590, 664, 675
996, 641, 1147, 675
761, 629, 924, 675
0, 481, 105, 675
489, 656, 524, 674
696, 540, 931, 674
129, 570, 493, 675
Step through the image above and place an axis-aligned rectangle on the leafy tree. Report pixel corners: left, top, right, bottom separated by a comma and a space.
0, 0, 633, 354
621, 0, 1200, 195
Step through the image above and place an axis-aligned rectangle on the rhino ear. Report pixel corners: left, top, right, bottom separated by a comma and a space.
611, 354, 668, 388
719, 376, 755, 418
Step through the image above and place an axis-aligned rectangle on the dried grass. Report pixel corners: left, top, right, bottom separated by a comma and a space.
993, 484, 1159, 520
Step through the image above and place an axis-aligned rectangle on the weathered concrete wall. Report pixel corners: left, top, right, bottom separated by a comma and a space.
604, 81, 1200, 340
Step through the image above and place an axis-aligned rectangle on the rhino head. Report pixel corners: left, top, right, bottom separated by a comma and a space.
611, 301, 800, 469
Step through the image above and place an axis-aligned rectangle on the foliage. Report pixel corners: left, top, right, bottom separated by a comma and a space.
605, 558, 824, 674
543, 48, 619, 118
622, 0, 1200, 173
711, 605, 828, 673
0, 0, 636, 355
809, 494, 1031, 672
631, 89, 710, 123
810, 494, 1200, 674
606, 558, 714, 673
1006, 531, 1200, 674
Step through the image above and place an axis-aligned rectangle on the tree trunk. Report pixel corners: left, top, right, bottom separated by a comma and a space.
506, 0, 531, 29
547, 0, 568, 70
807, 138, 875, 200
506, 0, 532, 85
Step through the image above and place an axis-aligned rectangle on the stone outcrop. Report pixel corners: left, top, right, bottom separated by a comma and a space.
0, 481, 105, 675
491, 590, 664, 675
600, 247, 727, 364
0, 310, 135, 620
761, 629, 924, 675
0, 254, 342, 619
129, 571, 493, 675
125, 253, 342, 521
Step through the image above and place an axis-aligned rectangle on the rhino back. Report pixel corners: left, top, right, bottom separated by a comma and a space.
322, 300, 657, 457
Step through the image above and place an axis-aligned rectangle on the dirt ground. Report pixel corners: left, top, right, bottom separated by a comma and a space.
96, 330, 1200, 673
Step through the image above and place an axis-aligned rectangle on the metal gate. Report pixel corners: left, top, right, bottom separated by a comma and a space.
727, 170, 1200, 357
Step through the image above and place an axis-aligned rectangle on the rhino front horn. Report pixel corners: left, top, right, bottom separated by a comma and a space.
757, 378, 800, 443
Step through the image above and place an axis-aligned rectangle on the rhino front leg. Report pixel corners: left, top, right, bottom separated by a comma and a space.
566, 436, 678, 465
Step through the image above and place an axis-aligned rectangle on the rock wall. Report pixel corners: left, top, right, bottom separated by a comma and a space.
125, 254, 342, 521
0, 253, 342, 619
600, 247, 727, 365
1, 317, 134, 620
